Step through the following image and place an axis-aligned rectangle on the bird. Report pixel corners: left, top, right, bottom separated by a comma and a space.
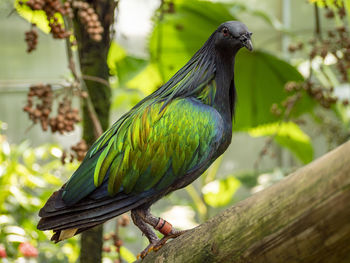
37, 20, 253, 258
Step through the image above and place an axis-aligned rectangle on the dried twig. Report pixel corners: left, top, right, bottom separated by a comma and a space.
63, 16, 103, 139
82, 74, 111, 88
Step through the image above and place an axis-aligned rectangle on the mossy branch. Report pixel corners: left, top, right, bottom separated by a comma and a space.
139, 141, 350, 263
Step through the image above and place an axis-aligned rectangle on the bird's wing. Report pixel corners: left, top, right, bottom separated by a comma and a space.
62, 97, 223, 205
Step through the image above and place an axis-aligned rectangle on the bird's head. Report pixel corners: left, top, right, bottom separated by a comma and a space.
214, 21, 253, 53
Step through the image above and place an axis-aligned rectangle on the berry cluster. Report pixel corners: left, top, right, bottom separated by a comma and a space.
23, 84, 82, 133
23, 84, 53, 131
49, 17, 71, 39
61, 139, 88, 164
271, 79, 345, 117
284, 3, 350, 115
286, 81, 338, 109
61, 139, 87, 164
73, 1, 104, 42
25, 25, 38, 53
287, 42, 303, 53
71, 139, 88, 161
22, 0, 71, 39
289, 4, 350, 82
102, 215, 130, 263
49, 99, 81, 133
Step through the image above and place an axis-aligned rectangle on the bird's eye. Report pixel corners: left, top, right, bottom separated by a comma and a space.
222, 28, 229, 37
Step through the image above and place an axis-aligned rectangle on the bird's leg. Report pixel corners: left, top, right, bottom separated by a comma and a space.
131, 209, 159, 259
136, 207, 189, 252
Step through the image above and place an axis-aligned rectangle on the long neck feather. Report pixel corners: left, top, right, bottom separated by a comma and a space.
152, 33, 217, 107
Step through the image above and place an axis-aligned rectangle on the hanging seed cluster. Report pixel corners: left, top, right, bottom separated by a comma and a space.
21, 0, 103, 49
22, 0, 72, 39
25, 25, 38, 53
23, 84, 81, 133
271, 80, 341, 118
286, 81, 338, 109
50, 99, 81, 133
61, 139, 88, 164
317, 4, 350, 82
23, 84, 53, 131
72, 1, 104, 42
102, 214, 130, 262
284, 3, 349, 115
61, 139, 87, 164
71, 139, 87, 161
288, 3, 350, 83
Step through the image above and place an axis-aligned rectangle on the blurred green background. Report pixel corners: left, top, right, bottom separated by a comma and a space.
1, 0, 350, 262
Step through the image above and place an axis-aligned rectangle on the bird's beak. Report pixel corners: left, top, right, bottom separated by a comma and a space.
243, 39, 253, 52
240, 32, 253, 52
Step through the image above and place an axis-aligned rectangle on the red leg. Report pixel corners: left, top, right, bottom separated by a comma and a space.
135, 207, 189, 252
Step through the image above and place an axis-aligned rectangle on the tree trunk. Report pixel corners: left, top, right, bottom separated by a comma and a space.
140, 141, 350, 263
73, 1, 115, 262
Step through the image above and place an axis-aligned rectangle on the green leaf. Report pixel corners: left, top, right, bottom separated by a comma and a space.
120, 246, 136, 263
234, 171, 259, 188
107, 41, 127, 76
150, 0, 237, 81
234, 50, 314, 129
202, 176, 241, 207
248, 122, 314, 163
116, 57, 148, 85
126, 63, 163, 94
108, 41, 149, 85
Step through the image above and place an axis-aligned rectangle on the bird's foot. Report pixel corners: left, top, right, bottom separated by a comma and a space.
137, 242, 156, 260
153, 229, 189, 252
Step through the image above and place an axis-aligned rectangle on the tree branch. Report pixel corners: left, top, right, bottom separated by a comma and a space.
139, 141, 350, 263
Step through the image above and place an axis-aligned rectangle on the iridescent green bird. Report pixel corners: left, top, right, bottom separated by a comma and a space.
38, 21, 253, 257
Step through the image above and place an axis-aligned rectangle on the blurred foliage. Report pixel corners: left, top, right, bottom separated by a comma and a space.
248, 122, 313, 163
310, 0, 344, 8
150, 0, 236, 81
107, 42, 148, 86
288, 1, 350, 148
234, 51, 314, 128
202, 176, 241, 207
0, 121, 80, 262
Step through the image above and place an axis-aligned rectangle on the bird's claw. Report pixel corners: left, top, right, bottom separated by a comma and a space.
137, 245, 154, 260
153, 230, 188, 251
137, 229, 189, 259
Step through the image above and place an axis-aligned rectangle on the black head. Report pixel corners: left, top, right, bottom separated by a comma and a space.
214, 21, 253, 53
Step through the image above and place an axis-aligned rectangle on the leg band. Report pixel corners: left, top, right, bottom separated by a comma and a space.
155, 218, 173, 236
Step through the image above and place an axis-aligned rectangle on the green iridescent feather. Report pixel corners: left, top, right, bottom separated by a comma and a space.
96, 97, 220, 195
62, 77, 218, 203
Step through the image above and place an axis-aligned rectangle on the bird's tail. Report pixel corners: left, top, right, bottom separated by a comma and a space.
37, 186, 151, 242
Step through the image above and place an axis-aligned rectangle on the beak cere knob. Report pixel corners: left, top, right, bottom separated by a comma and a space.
239, 32, 253, 51
244, 39, 253, 51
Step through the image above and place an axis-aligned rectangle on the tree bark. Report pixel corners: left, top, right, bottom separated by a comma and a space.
73, 1, 116, 262
140, 141, 350, 263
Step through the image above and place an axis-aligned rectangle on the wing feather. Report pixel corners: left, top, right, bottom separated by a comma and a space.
62, 97, 223, 205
